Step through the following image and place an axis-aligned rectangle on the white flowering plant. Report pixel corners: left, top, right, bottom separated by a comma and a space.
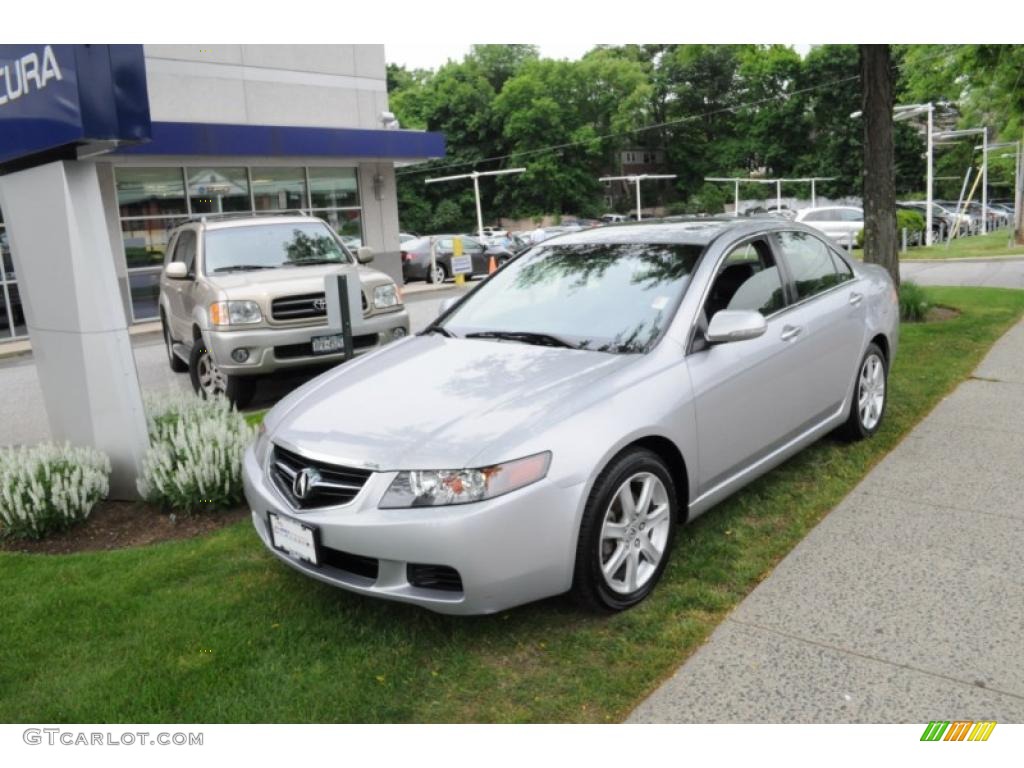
138, 392, 256, 513
0, 442, 111, 540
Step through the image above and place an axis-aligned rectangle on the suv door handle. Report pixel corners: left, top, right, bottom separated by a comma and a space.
849, 292, 864, 306
780, 325, 802, 341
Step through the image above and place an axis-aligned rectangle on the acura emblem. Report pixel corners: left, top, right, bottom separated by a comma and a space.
313, 298, 327, 312
293, 467, 322, 500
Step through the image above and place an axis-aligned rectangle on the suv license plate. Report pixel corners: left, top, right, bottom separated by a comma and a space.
311, 334, 345, 355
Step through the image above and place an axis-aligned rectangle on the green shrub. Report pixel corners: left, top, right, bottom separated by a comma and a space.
138, 393, 256, 513
897, 207, 926, 235
0, 442, 111, 540
899, 280, 931, 322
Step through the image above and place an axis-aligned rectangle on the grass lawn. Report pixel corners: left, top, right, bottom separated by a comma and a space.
3, 286, 1024, 723
902, 229, 1024, 260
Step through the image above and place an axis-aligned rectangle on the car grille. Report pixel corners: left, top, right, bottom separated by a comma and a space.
321, 547, 379, 581
271, 291, 369, 321
269, 444, 373, 510
274, 333, 378, 360
407, 563, 464, 593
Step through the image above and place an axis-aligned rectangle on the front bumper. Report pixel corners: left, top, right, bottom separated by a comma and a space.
242, 445, 585, 615
205, 308, 410, 375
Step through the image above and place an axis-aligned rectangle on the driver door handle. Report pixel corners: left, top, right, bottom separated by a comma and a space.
849, 291, 864, 306
780, 325, 802, 341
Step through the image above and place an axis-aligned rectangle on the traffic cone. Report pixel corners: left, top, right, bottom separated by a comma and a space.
488, 255, 498, 274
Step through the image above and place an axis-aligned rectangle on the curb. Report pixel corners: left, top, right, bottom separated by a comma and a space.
901, 254, 1024, 264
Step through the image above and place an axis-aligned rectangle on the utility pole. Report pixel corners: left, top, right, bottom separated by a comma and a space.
600, 174, 677, 221
859, 44, 899, 289
425, 168, 526, 239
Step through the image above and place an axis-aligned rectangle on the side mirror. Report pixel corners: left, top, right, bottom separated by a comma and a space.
438, 297, 459, 317
706, 310, 766, 344
164, 262, 188, 280
355, 246, 374, 264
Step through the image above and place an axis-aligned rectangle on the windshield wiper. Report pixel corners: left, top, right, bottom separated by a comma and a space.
464, 330, 578, 349
288, 259, 344, 267
423, 326, 456, 338
212, 264, 275, 273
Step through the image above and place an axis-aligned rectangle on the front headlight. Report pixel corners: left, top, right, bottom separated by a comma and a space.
379, 452, 551, 508
373, 283, 401, 309
210, 300, 262, 326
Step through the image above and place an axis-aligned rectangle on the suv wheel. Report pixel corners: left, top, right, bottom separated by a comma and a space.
188, 343, 255, 409
428, 263, 447, 285
163, 319, 188, 373
572, 448, 677, 612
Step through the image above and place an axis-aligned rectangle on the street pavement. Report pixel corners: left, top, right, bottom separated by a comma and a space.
901, 256, 1024, 290
629, 317, 1024, 723
0, 284, 468, 447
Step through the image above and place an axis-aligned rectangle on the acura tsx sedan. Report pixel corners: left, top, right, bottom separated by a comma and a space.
243, 219, 898, 614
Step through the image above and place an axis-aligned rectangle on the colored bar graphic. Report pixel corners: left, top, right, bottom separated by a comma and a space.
921, 720, 996, 742
921, 721, 949, 741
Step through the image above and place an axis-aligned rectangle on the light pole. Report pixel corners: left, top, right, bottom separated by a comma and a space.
425, 168, 526, 239
985, 141, 1021, 236
599, 174, 677, 221
934, 127, 989, 234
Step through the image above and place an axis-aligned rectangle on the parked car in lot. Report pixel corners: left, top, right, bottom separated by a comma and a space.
245, 219, 899, 614
795, 206, 864, 247
401, 235, 514, 284
159, 215, 409, 408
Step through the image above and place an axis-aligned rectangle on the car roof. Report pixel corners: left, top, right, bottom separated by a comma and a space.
534, 217, 799, 248
198, 215, 321, 231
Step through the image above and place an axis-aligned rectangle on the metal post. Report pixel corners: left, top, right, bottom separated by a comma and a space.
635, 177, 643, 221
336, 274, 353, 361
811, 179, 817, 208
430, 237, 438, 284
776, 180, 782, 212
982, 127, 989, 234
901, 228, 907, 254
1016, 136, 1023, 242
734, 180, 740, 216
472, 172, 484, 240
926, 104, 934, 246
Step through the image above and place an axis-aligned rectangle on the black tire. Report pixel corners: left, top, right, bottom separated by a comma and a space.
571, 448, 678, 612
427, 262, 448, 285
837, 342, 888, 441
163, 318, 189, 373
188, 342, 256, 409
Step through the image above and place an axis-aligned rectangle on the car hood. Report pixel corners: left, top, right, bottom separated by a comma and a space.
268, 335, 634, 470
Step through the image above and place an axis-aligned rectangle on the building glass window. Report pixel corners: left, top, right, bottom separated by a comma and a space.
309, 167, 359, 209
187, 167, 252, 214
116, 167, 187, 218
252, 167, 306, 211
0, 207, 26, 341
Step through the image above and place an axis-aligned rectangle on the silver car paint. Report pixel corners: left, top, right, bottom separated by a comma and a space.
244, 220, 899, 614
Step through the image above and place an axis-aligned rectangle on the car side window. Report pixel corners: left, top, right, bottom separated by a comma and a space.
830, 249, 854, 282
173, 230, 197, 275
776, 231, 844, 300
705, 238, 786, 319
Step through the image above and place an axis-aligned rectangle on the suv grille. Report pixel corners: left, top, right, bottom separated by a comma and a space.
271, 291, 369, 321
270, 445, 373, 510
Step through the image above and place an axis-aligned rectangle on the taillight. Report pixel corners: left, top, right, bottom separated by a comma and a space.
401, 251, 411, 262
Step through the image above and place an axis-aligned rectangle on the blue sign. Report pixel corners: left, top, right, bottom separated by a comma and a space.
0, 45, 151, 173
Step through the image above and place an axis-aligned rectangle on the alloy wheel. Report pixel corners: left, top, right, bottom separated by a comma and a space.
431, 265, 446, 284
599, 472, 671, 594
858, 353, 886, 431
196, 350, 227, 397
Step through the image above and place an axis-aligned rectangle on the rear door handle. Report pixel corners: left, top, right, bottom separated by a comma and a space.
849, 292, 864, 306
781, 325, 802, 341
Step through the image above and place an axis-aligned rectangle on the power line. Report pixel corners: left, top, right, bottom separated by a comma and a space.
396, 46, 955, 179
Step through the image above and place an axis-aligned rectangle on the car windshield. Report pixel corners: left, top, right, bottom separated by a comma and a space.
204, 223, 351, 273
440, 242, 704, 353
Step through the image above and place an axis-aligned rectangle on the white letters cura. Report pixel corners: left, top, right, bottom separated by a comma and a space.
0, 45, 64, 107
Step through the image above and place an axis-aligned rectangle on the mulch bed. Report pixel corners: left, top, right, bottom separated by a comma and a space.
0, 501, 249, 556
925, 305, 961, 322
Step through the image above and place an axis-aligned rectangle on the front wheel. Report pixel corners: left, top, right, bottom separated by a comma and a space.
428, 263, 447, 285
838, 343, 887, 441
572, 448, 677, 612
188, 343, 255, 409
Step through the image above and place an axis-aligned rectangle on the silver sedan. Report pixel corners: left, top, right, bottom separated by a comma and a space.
243, 219, 899, 614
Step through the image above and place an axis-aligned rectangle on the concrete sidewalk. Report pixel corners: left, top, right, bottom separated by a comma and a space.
630, 319, 1024, 723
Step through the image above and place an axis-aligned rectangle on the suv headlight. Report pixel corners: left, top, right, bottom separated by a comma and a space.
379, 452, 551, 508
210, 300, 262, 326
373, 283, 401, 309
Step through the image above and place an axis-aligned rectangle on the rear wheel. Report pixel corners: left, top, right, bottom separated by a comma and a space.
188, 343, 255, 409
838, 343, 887, 441
572, 448, 677, 612
428, 263, 447, 285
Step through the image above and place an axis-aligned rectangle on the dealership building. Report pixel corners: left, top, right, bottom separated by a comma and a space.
0, 44, 443, 496
0, 44, 444, 344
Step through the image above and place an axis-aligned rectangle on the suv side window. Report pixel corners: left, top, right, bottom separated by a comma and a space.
172, 230, 197, 275
776, 230, 844, 300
